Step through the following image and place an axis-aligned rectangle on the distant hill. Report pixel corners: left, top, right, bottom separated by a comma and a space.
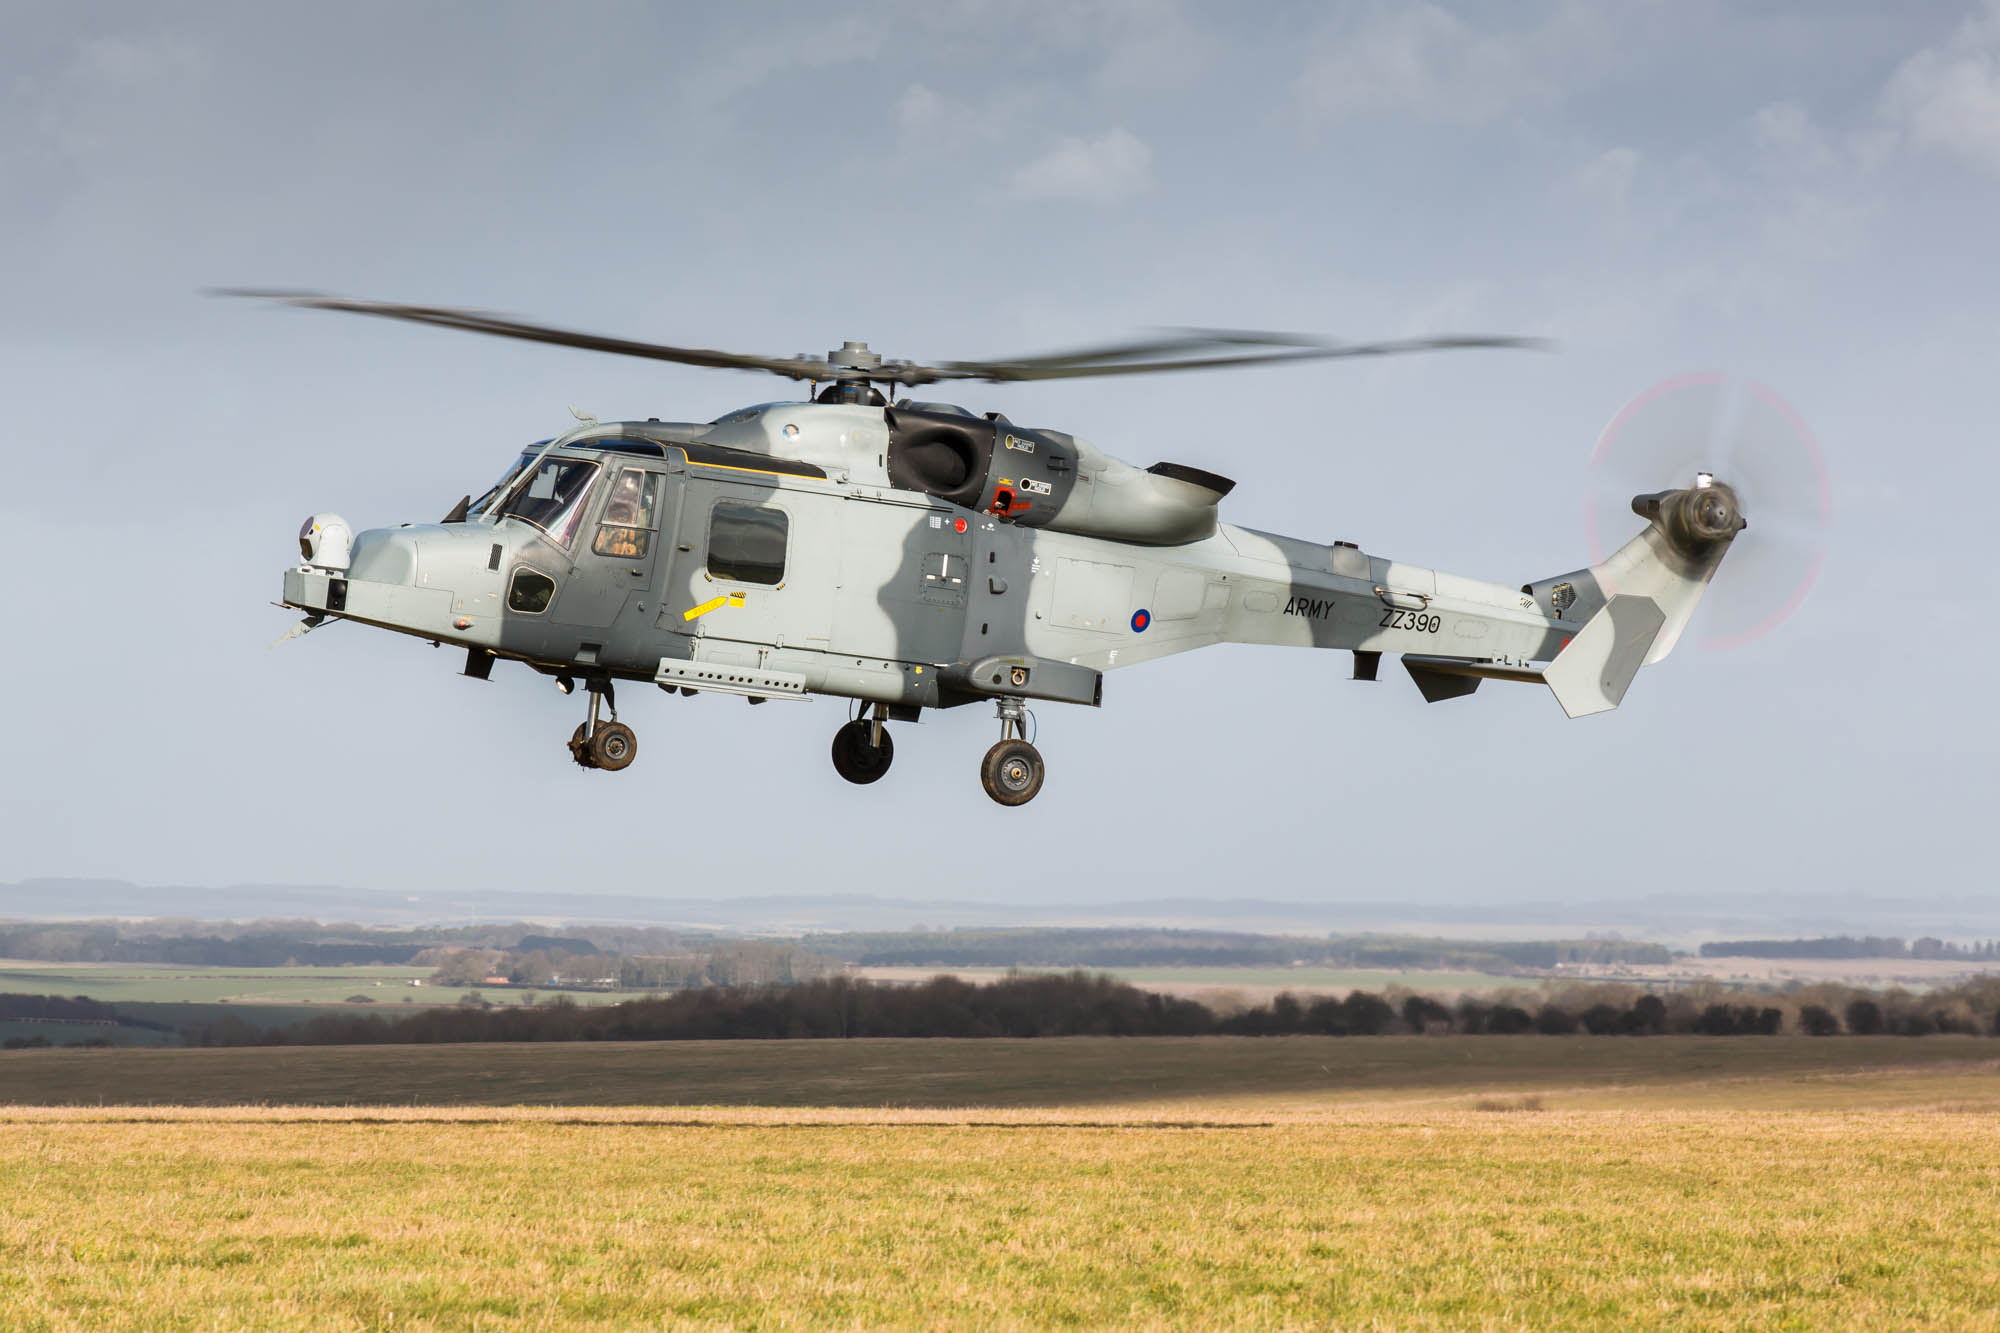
6, 879, 1999, 942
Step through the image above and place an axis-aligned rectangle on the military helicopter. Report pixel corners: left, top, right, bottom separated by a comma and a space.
245, 291, 1759, 806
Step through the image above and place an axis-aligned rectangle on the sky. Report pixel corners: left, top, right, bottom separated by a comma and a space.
2, 1, 1996, 914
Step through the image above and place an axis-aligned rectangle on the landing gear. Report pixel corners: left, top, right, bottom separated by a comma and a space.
566, 681, 637, 772
980, 698, 1045, 806
831, 710, 895, 784
591, 722, 637, 771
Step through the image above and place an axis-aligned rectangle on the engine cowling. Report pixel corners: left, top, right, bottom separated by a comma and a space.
885, 406, 1232, 546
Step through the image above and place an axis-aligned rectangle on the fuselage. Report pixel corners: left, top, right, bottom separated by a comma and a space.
283, 401, 1576, 712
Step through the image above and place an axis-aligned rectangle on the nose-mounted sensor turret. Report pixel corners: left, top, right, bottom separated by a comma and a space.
298, 513, 353, 570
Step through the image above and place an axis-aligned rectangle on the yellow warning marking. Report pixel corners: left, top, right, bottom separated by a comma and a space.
669, 446, 812, 480
683, 592, 747, 621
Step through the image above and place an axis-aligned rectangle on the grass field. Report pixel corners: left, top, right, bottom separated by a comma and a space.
2, 1034, 1997, 1110
0, 962, 435, 1005
6, 1038, 1999, 1328
0, 961, 640, 1013
5, 961, 1539, 1012
4, 1106, 1998, 1327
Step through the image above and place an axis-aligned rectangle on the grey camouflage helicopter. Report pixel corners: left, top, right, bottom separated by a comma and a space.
246, 292, 1749, 806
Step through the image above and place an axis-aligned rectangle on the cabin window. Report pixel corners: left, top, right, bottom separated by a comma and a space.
706, 502, 788, 585
507, 567, 557, 614
593, 469, 662, 558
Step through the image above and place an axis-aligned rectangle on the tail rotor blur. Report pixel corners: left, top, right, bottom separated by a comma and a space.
1585, 373, 1830, 651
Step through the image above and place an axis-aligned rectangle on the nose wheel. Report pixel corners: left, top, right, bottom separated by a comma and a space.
567, 681, 637, 772
980, 698, 1045, 806
831, 709, 895, 784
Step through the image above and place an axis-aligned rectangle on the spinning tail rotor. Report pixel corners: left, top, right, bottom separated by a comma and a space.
1584, 374, 1831, 651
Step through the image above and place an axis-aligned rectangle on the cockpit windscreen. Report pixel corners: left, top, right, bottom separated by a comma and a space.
494, 455, 599, 546
471, 445, 546, 517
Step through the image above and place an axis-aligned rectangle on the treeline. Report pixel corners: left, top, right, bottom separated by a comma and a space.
1700, 936, 2000, 960
0, 992, 174, 1032
0, 920, 694, 967
800, 928, 1670, 971
177, 973, 2000, 1047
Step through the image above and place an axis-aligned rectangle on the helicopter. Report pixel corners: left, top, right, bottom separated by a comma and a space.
245, 291, 1753, 806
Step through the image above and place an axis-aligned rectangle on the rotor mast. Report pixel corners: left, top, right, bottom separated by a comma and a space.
817, 340, 891, 405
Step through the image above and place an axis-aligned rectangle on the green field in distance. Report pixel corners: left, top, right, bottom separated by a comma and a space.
0, 962, 628, 1008
1, 961, 1538, 1017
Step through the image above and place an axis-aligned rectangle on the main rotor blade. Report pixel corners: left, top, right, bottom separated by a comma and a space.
212, 289, 836, 380
214, 290, 1547, 387
956, 328, 1336, 373
939, 335, 1550, 382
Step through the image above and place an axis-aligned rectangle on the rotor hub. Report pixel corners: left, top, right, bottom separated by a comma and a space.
827, 340, 882, 372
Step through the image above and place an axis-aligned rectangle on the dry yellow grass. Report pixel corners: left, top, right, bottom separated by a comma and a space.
4, 1104, 1999, 1330
6, 1040, 2000, 1328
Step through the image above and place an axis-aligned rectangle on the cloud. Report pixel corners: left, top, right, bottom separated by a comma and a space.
13, 34, 212, 163
1749, 102, 1842, 173
676, 16, 886, 112
1572, 145, 1641, 211
894, 82, 1041, 154
1073, 0, 1206, 93
895, 84, 967, 144
1009, 128, 1153, 203
1880, 4, 2000, 175
1292, 2, 1552, 127
906, 0, 1206, 93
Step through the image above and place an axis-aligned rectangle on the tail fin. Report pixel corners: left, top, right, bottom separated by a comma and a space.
1542, 595, 1667, 717
1526, 479, 1744, 714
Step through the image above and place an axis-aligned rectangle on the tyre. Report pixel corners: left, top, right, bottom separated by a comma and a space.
589, 721, 637, 771
568, 722, 598, 768
980, 738, 1044, 806
830, 719, 894, 784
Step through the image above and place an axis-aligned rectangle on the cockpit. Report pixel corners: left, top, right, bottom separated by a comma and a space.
466, 437, 675, 550
470, 450, 599, 545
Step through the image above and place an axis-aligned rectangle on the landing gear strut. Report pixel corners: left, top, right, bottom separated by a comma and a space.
567, 680, 637, 772
980, 698, 1045, 806
831, 706, 895, 784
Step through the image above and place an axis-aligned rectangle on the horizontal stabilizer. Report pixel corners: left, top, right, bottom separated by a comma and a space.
1402, 655, 1543, 702
1542, 594, 1666, 719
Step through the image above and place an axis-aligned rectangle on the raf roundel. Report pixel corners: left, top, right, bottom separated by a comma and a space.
1131, 608, 1151, 633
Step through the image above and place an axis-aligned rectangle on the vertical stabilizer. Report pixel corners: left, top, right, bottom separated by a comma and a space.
1543, 595, 1668, 717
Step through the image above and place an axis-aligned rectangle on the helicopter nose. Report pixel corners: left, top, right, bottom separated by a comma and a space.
282, 523, 507, 647
346, 527, 421, 585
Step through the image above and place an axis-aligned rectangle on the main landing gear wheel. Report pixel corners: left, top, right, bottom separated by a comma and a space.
981, 696, 1044, 806
590, 721, 637, 771
567, 681, 636, 772
981, 738, 1045, 807
831, 718, 894, 784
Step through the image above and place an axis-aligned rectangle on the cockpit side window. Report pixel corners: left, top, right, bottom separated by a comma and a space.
499, 458, 599, 546
507, 567, 556, 614
593, 469, 662, 559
